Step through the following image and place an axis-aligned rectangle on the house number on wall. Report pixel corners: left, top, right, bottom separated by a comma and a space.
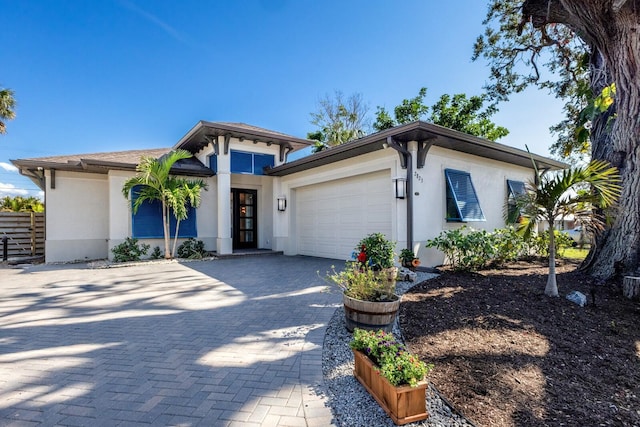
414, 171, 424, 183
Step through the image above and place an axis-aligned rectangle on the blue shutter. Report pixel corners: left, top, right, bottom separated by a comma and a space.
507, 180, 526, 198
208, 154, 217, 174
444, 169, 486, 222
131, 186, 164, 238
131, 185, 198, 238
506, 180, 526, 223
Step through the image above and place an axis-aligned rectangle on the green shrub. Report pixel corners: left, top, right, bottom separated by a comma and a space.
425, 227, 497, 271
177, 238, 206, 259
356, 232, 396, 269
111, 237, 150, 263
531, 230, 575, 257
426, 226, 577, 272
150, 246, 163, 259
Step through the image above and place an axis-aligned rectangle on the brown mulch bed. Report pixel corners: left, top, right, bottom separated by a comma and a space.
400, 260, 640, 427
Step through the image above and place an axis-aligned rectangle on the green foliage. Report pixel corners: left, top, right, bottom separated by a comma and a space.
530, 230, 575, 258
0, 196, 44, 212
426, 227, 498, 271
0, 86, 17, 134
176, 238, 207, 259
324, 262, 396, 302
111, 237, 150, 263
373, 87, 508, 141
473, 1, 608, 162
350, 328, 433, 387
374, 87, 429, 131
429, 93, 509, 141
122, 149, 207, 259
308, 91, 369, 147
150, 246, 163, 259
356, 232, 396, 269
425, 226, 578, 271
399, 248, 417, 263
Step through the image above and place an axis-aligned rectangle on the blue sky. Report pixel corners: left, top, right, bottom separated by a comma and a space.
0, 0, 564, 198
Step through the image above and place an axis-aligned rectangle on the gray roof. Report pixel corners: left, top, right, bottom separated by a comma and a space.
267, 121, 568, 176
11, 148, 214, 191
174, 121, 313, 154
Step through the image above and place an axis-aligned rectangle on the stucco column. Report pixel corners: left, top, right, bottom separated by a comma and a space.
216, 141, 233, 254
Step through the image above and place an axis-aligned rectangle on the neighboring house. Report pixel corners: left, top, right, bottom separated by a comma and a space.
12, 121, 566, 266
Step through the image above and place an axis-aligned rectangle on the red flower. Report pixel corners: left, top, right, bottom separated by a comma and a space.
357, 251, 367, 263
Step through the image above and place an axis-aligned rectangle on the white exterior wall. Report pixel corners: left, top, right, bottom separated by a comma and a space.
278, 149, 403, 257
45, 170, 109, 262
413, 145, 534, 266
193, 136, 283, 252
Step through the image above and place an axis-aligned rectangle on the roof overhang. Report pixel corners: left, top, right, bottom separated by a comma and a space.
174, 121, 314, 160
266, 121, 568, 176
11, 156, 214, 191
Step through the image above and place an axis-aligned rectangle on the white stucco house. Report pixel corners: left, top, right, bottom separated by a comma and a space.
12, 121, 566, 266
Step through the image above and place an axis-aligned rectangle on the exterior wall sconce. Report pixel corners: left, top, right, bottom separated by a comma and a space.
277, 196, 287, 212
393, 177, 407, 199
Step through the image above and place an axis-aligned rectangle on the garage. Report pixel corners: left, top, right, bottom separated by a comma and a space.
295, 170, 393, 260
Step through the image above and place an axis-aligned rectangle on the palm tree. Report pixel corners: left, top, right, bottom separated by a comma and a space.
0, 87, 16, 134
514, 160, 621, 297
122, 150, 207, 259
0, 196, 44, 212
168, 178, 205, 257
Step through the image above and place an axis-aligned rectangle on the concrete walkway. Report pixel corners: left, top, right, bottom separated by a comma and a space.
0, 255, 342, 426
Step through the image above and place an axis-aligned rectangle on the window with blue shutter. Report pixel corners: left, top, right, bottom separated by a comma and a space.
506, 179, 526, 223
131, 185, 197, 238
230, 150, 275, 175
444, 169, 486, 222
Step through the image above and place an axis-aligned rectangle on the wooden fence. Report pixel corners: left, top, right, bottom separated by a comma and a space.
0, 212, 45, 260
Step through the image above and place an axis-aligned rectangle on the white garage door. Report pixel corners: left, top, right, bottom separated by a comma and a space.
295, 170, 393, 260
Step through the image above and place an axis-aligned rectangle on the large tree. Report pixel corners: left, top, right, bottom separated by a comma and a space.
475, 1, 640, 279
122, 150, 207, 259
373, 87, 509, 141
0, 87, 16, 134
308, 91, 369, 152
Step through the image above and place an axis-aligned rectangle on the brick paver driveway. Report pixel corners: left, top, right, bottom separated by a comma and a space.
0, 255, 342, 426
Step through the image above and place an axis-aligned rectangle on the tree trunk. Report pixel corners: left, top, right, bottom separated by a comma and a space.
522, 0, 640, 280
623, 276, 640, 300
162, 201, 171, 259
545, 229, 559, 297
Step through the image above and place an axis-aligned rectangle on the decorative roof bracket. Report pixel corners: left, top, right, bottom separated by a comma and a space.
416, 137, 437, 169
204, 134, 219, 155
279, 144, 293, 163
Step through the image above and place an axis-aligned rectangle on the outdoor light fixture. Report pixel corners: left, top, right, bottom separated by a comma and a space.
277, 196, 287, 212
393, 177, 407, 199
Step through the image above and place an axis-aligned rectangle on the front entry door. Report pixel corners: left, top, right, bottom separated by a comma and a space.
231, 189, 257, 250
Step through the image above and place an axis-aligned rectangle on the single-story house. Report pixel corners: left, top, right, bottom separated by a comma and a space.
11, 120, 566, 266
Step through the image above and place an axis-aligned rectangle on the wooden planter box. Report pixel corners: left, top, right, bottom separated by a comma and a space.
352, 349, 428, 425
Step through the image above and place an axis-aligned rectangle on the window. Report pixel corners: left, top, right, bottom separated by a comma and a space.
208, 154, 217, 174
506, 179, 526, 223
230, 150, 274, 175
131, 186, 197, 238
444, 169, 486, 222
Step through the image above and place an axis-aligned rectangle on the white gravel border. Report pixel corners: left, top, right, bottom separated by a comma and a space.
322, 272, 476, 427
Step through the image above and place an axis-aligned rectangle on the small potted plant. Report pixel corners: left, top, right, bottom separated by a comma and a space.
355, 232, 398, 283
399, 248, 421, 271
350, 328, 433, 425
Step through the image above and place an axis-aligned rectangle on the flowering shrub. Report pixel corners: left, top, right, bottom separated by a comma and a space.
350, 328, 433, 387
355, 233, 396, 269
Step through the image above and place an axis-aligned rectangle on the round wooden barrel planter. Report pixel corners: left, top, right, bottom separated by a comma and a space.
343, 293, 400, 333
